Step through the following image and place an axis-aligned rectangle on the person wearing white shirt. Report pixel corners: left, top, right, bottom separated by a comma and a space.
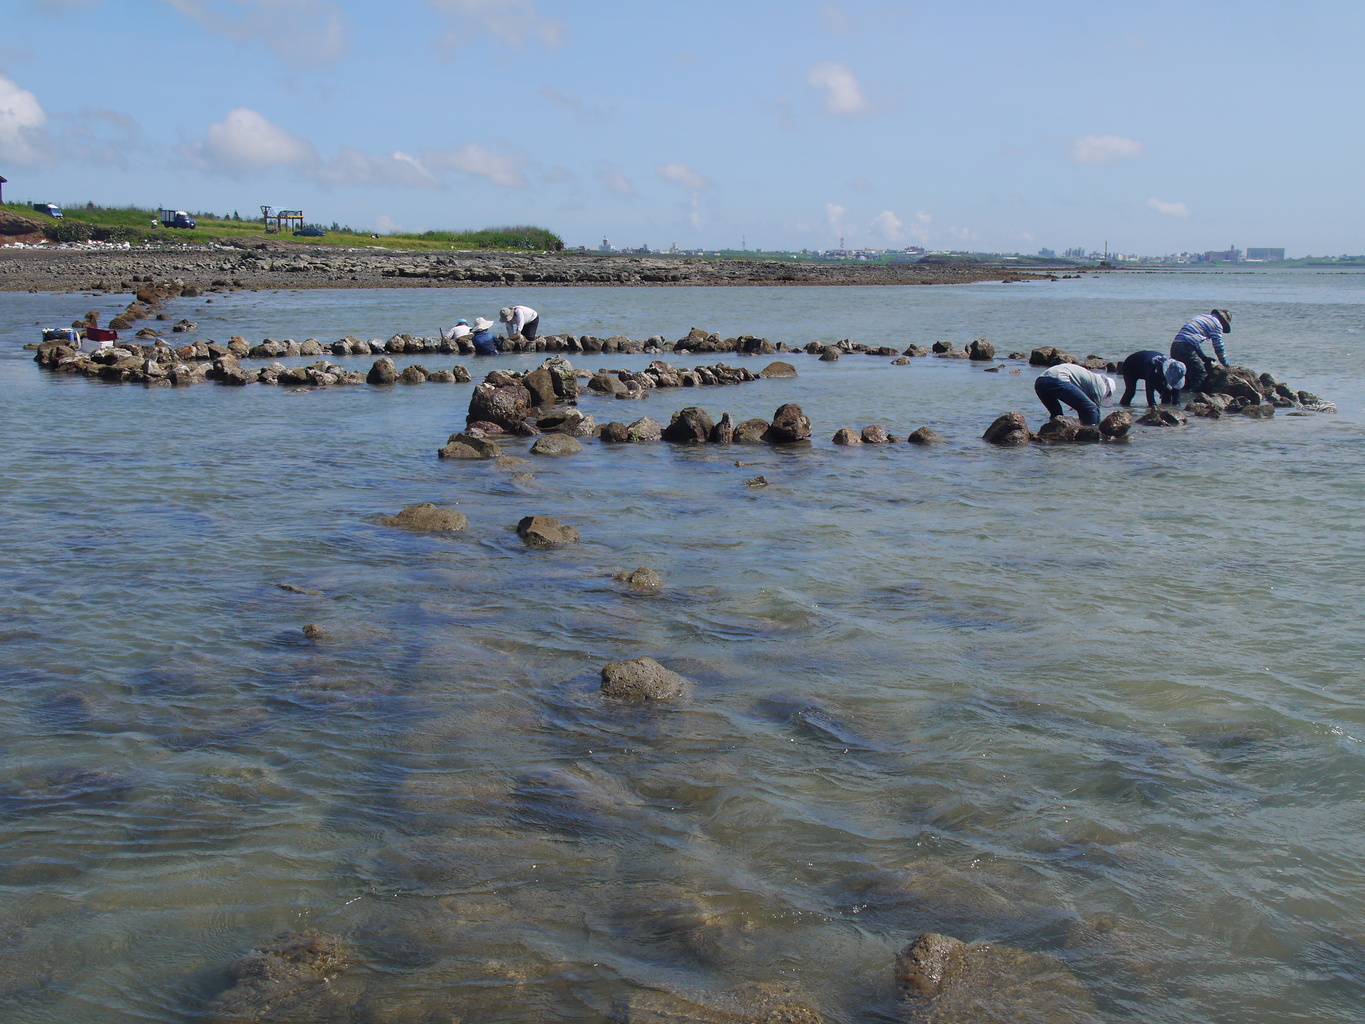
499, 305, 539, 341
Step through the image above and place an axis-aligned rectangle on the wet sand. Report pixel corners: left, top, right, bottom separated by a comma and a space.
0, 244, 1040, 292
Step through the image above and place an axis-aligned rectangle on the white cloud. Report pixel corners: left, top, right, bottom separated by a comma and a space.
425, 142, 527, 187
656, 161, 710, 193
825, 202, 847, 239
915, 210, 931, 224
807, 61, 869, 116
374, 214, 403, 235
0, 72, 50, 164
871, 209, 903, 243
1069, 134, 1144, 164
186, 107, 315, 173
312, 147, 442, 189
163, 0, 348, 63
598, 168, 637, 198
1147, 196, 1190, 218
540, 85, 606, 125
427, 0, 565, 58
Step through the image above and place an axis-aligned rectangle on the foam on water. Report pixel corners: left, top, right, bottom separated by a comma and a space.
1, 268, 1363, 1022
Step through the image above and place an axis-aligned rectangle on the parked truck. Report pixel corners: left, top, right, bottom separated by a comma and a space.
32, 203, 63, 219
159, 209, 197, 229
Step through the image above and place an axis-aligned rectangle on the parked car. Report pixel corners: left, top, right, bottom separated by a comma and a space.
293, 225, 325, 237
32, 203, 63, 219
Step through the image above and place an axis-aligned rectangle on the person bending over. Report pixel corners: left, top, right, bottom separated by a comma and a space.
1170, 309, 1231, 394
499, 305, 539, 341
1034, 363, 1120, 426
1120, 350, 1187, 407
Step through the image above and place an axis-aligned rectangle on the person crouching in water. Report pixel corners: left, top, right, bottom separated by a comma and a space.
1170, 309, 1231, 394
1119, 350, 1187, 407
499, 305, 539, 341
469, 317, 500, 356
1034, 363, 1120, 426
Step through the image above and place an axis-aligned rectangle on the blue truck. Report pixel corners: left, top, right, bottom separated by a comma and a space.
158, 209, 197, 229
32, 203, 63, 219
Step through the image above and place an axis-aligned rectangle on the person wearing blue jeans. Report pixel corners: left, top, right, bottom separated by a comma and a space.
1034, 363, 1119, 426
1170, 309, 1231, 393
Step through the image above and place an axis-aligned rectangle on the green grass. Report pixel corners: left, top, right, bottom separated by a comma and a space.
1, 201, 564, 251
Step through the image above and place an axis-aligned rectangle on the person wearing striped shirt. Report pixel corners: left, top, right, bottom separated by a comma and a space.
1170, 309, 1231, 393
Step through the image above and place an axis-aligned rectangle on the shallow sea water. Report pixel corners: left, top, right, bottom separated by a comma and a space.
1, 268, 1363, 1023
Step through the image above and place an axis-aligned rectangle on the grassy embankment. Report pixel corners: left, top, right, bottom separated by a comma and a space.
1, 201, 563, 252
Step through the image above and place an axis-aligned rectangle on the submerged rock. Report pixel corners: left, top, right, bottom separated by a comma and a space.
529, 434, 583, 455
1099, 409, 1133, 438
600, 657, 691, 702
758, 360, 798, 378
1137, 409, 1186, 427
907, 427, 942, 445
202, 931, 355, 1024
380, 503, 468, 532
613, 567, 663, 590
438, 433, 505, 459
833, 428, 862, 446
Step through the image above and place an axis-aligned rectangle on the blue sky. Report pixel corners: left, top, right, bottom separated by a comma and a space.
1, 1, 1359, 255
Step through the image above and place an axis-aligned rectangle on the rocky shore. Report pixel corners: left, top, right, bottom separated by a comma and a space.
0, 243, 1041, 293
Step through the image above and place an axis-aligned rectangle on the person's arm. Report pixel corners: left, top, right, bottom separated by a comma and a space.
1145, 372, 1158, 407
1211, 332, 1228, 366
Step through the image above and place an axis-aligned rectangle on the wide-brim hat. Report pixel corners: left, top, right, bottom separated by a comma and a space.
472, 317, 494, 331
1163, 358, 1186, 389
498, 307, 513, 321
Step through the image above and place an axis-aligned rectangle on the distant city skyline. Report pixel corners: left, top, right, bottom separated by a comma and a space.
1, 1, 1361, 255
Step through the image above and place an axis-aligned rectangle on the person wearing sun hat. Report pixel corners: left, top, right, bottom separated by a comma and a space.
1033, 362, 1120, 426
1170, 309, 1232, 394
498, 304, 539, 341
470, 316, 499, 356
1118, 349, 1187, 407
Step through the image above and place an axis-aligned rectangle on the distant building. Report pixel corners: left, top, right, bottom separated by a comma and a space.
599, 236, 613, 252
1038, 247, 1056, 258
1063, 247, 1087, 258
1246, 247, 1285, 261
1203, 245, 1242, 263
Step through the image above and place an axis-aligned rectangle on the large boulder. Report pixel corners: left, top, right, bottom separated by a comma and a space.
588, 372, 628, 396
982, 412, 1032, 445
763, 403, 811, 443
861, 425, 891, 444
600, 657, 691, 702
832, 428, 862, 446
626, 417, 663, 442
1035, 416, 1081, 444
758, 361, 797, 379
438, 432, 504, 459
966, 338, 996, 361
1203, 364, 1265, 402
599, 421, 630, 443
529, 434, 583, 455
367, 357, 397, 384
380, 503, 468, 532
1099, 409, 1132, 438
516, 515, 580, 548
907, 426, 942, 445
467, 382, 532, 431
1029, 346, 1077, 367
522, 366, 558, 405
662, 406, 715, 443
733, 418, 770, 444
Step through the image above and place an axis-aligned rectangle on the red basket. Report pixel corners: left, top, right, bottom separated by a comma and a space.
86, 327, 119, 342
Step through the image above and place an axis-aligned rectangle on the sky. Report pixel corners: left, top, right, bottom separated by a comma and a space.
1, 0, 1361, 255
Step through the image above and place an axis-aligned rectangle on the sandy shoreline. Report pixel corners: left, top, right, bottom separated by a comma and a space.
0, 243, 1042, 293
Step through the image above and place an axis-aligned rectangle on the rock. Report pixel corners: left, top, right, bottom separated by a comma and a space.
398, 365, 428, 384
588, 371, 627, 396
819, 346, 840, 361
1075, 425, 1102, 442
626, 417, 663, 442
1242, 403, 1275, 418
733, 418, 771, 444
895, 931, 1095, 1023
832, 428, 862, 445
758, 361, 797, 378
529, 434, 583, 455
301, 623, 325, 639
437, 433, 505, 460
662, 406, 715, 443
1099, 409, 1133, 438
1188, 401, 1222, 419
467, 382, 533, 431
1035, 416, 1081, 443
380, 503, 468, 532
522, 365, 558, 405
861, 425, 891, 444
450, 364, 472, 382
907, 427, 942, 445
298, 338, 323, 356
600, 657, 691, 702
764, 403, 811, 443
1029, 346, 1077, 367
982, 412, 1032, 445
1137, 409, 1186, 427
537, 409, 596, 436
367, 357, 397, 385
1204, 364, 1266, 402
709, 412, 735, 444
600, 421, 630, 443
516, 515, 580, 548
612, 567, 663, 590
966, 338, 995, 360
426, 369, 456, 382
203, 932, 355, 1024
745, 475, 768, 487
617, 983, 824, 1024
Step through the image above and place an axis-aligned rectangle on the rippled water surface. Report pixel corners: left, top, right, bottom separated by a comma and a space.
2, 268, 1363, 1023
